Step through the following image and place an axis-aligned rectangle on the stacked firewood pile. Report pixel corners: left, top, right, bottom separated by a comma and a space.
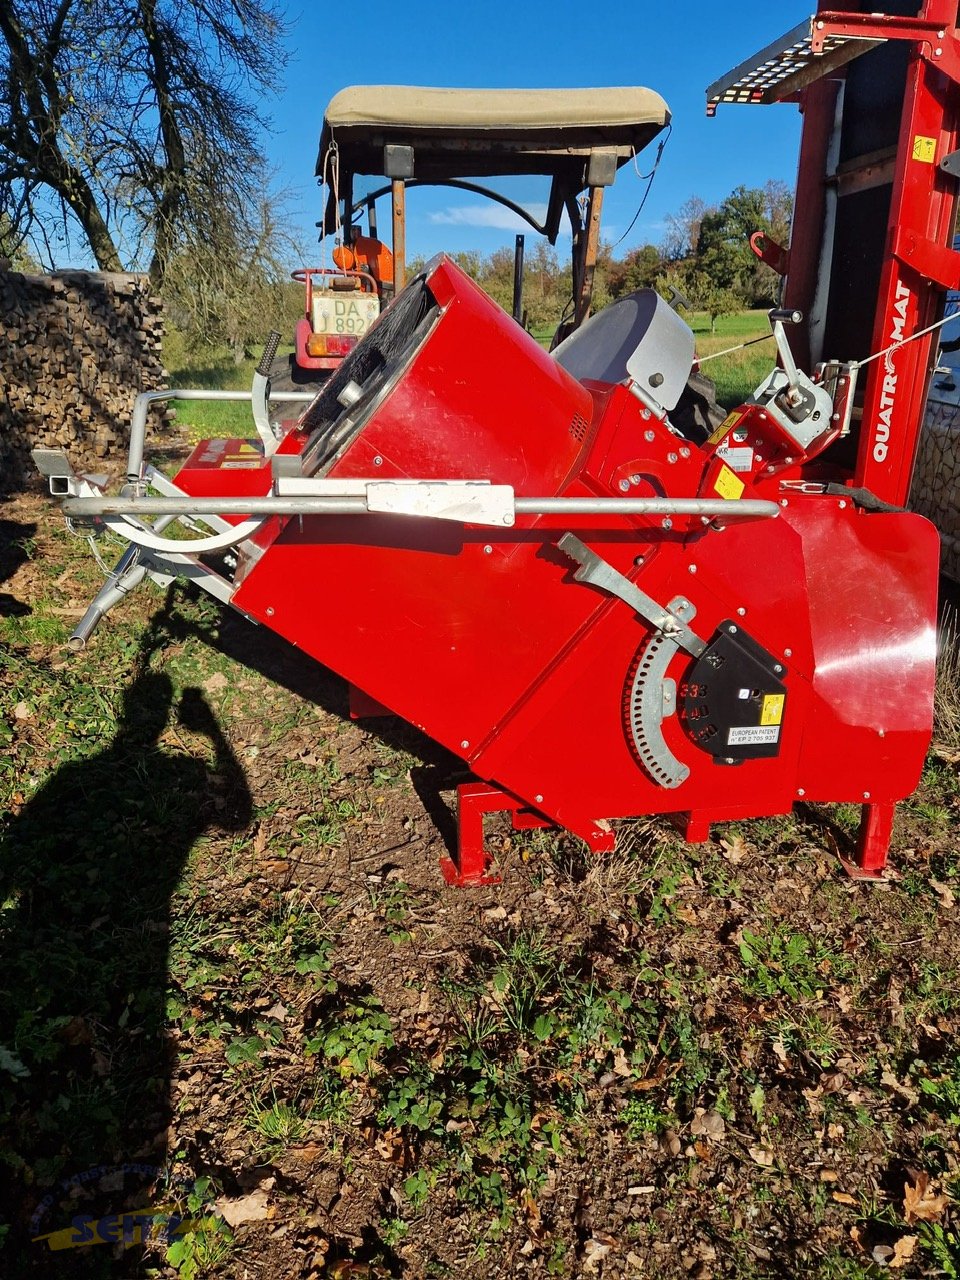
0, 267, 168, 487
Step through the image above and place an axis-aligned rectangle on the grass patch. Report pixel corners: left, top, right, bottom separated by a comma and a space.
689, 308, 774, 409
164, 327, 296, 439
4, 489, 960, 1276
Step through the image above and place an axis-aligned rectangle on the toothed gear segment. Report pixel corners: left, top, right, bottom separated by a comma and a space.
623, 633, 690, 789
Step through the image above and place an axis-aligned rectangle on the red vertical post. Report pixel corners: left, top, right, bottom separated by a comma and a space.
851, 0, 960, 506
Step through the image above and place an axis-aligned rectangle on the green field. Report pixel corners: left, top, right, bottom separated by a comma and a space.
164, 309, 774, 444
687, 309, 773, 409
163, 329, 294, 439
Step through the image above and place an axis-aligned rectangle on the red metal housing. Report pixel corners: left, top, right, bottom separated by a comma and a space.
173, 257, 940, 881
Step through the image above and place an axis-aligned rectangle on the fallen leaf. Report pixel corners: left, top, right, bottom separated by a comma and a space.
880, 1070, 920, 1106
820, 1070, 848, 1096
374, 1129, 405, 1162
931, 879, 956, 910
13, 701, 30, 720
289, 1142, 326, 1164
832, 1191, 857, 1206
583, 1235, 617, 1272
215, 1188, 272, 1227
802, 1086, 824, 1116
690, 1108, 725, 1141
521, 1187, 542, 1238
890, 1235, 919, 1269
660, 1128, 682, 1158
719, 835, 748, 863
612, 1048, 632, 1078
904, 1172, 949, 1224
748, 1146, 774, 1167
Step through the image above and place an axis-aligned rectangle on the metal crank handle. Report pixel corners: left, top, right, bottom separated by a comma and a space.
557, 533, 706, 658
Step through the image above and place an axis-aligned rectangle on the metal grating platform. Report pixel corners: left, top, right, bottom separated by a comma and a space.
706, 17, 884, 114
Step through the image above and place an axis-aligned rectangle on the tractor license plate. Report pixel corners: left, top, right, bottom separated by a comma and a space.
312, 292, 380, 338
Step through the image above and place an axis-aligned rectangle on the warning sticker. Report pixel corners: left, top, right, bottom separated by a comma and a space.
221, 442, 263, 470
714, 464, 745, 500
913, 135, 937, 164
761, 694, 785, 727
728, 725, 780, 746
708, 410, 744, 447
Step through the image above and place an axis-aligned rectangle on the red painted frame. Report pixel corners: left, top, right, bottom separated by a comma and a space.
781, 2, 960, 507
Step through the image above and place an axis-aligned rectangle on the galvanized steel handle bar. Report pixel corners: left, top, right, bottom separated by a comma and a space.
126, 388, 316, 482
62, 494, 779, 520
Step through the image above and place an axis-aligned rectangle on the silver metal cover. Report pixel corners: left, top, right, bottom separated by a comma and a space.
553, 289, 695, 411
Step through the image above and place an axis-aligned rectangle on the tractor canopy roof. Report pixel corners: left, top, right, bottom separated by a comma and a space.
317, 85, 671, 184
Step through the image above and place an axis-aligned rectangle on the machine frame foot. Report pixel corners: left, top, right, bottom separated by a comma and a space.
842, 802, 895, 881
439, 781, 553, 887
349, 685, 393, 720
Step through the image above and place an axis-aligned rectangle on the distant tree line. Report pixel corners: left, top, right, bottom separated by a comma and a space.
409, 180, 792, 338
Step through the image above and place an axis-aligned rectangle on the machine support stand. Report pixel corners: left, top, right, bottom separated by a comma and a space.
674, 812, 713, 843
348, 685, 393, 720
842, 803, 896, 882
440, 782, 553, 887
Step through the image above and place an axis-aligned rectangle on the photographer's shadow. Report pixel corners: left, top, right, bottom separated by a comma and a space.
0, 643, 251, 1275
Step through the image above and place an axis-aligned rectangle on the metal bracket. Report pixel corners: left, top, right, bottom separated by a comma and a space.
366, 481, 515, 525
557, 533, 707, 657
275, 477, 516, 526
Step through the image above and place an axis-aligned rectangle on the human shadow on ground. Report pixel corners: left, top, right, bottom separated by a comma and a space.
0, 616, 252, 1277
0, 518, 37, 617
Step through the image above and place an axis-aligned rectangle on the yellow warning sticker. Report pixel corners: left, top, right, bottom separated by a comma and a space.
714, 464, 745, 500
913, 134, 937, 164
708, 410, 744, 447
761, 694, 785, 727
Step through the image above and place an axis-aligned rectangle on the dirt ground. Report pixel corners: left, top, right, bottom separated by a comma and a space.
2, 486, 960, 1280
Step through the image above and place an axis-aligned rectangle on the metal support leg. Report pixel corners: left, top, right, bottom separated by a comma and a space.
69, 545, 147, 650
676, 811, 713, 843
441, 782, 554, 887
844, 802, 896, 881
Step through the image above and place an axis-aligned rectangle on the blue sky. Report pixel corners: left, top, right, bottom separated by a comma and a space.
270, 0, 812, 263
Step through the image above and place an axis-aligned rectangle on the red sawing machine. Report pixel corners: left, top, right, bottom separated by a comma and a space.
39, 0, 960, 884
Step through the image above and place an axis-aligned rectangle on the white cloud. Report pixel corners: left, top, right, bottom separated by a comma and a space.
428, 203, 552, 231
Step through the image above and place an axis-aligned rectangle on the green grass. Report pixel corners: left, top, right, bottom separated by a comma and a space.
688, 308, 774, 409
163, 328, 296, 439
